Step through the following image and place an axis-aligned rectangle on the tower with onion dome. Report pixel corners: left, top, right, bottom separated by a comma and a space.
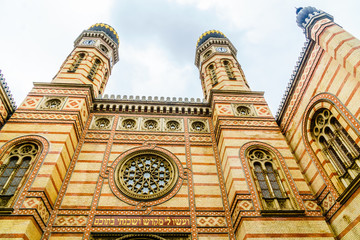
195, 30, 250, 100
53, 23, 119, 97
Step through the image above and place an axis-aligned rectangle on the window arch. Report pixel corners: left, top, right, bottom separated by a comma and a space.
68, 52, 86, 72
247, 148, 292, 210
207, 63, 217, 85
311, 108, 360, 186
0, 142, 39, 206
222, 60, 234, 79
88, 58, 102, 80
99, 70, 108, 94
203, 50, 212, 59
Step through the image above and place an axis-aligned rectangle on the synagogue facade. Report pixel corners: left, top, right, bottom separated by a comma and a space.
0, 6, 359, 240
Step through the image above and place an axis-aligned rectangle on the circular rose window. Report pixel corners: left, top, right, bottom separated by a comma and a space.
115, 152, 178, 200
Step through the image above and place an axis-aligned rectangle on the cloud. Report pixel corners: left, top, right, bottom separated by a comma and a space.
1, 0, 360, 115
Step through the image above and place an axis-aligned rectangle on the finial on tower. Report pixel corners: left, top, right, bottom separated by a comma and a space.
296, 6, 334, 38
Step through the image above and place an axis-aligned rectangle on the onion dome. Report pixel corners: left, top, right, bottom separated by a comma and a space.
296, 6, 333, 29
89, 23, 119, 45
197, 30, 226, 48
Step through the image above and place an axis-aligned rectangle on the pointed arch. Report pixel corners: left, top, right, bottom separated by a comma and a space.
0, 135, 49, 208
222, 59, 235, 79
88, 58, 102, 80
239, 142, 303, 212
68, 52, 86, 72
207, 62, 217, 85
303, 93, 360, 193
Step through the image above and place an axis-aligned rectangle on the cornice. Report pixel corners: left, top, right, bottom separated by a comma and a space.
195, 38, 237, 68
275, 39, 314, 122
74, 30, 119, 64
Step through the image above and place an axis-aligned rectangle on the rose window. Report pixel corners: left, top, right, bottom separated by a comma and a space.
191, 121, 205, 132
166, 120, 180, 131
45, 99, 61, 109
144, 120, 158, 130
122, 119, 136, 129
116, 153, 178, 200
237, 106, 251, 116
95, 118, 110, 129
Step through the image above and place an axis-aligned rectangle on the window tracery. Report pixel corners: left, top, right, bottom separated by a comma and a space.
311, 108, 360, 186
116, 153, 178, 200
88, 58, 102, 80
207, 64, 217, 85
68, 52, 85, 72
223, 60, 234, 79
247, 148, 292, 210
0, 143, 38, 206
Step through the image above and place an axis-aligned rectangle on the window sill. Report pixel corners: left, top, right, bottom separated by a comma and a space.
0, 207, 14, 214
337, 173, 360, 204
260, 209, 305, 217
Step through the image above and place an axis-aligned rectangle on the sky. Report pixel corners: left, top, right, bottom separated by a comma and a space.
0, 0, 359, 116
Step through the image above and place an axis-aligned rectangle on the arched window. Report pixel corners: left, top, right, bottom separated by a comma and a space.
208, 64, 217, 85
223, 60, 234, 79
99, 70, 108, 94
68, 52, 85, 72
88, 58, 102, 80
204, 50, 212, 59
311, 108, 360, 186
0, 143, 39, 206
248, 148, 292, 210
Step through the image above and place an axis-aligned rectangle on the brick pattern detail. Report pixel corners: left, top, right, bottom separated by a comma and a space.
231, 200, 254, 222
32, 88, 89, 95
19, 96, 42, 109
220, 119, 277, 127
63, 98, 84, 110
22, 197, 50, 223
0, 100, 8, 120
196, 216, 227, 227
216, 104, 233, 116
321, 192, 336, 213
213, 96, 264, 102
254, 105, 272, 116
12, 112, 77, 121
303, 200, 321, 211
280, 44, 322, 131
85, 133, 110, 140
54, 215, 88, 226
189, 136, 212, 142
114, 134, 185, 142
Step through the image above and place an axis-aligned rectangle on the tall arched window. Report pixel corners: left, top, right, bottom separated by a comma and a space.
99, 70, 108, 94
88, 58, 102, 80
223, 60, 234, 79
248, 148, 292, 210
311, 108, 360, 186
68, 52, 85, 72
208, 64, 217, 85
203, 50, 212, 59
0, 143, 39, 206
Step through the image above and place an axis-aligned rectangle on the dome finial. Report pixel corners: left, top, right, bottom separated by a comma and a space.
196, 30, 226, 48
88, 23, 119, 45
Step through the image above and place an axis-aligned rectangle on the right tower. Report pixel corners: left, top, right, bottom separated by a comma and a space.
277, 6, 360, 240
196, 29, 336, 239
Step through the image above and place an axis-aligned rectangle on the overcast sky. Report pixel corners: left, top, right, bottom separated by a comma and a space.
0, 0, 359, 115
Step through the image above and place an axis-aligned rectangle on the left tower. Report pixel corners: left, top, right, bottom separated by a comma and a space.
0, 24, 119, 240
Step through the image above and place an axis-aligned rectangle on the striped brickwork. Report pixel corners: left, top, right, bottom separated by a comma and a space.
0, 97, 9, 128
0, 71, 16, 128
278, 16, 360, 240
39, 112, 235, 239
52, 47, 110, 98
0, 83, 91, 239
211, 91, 332, 239
200, 54, 250, 100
